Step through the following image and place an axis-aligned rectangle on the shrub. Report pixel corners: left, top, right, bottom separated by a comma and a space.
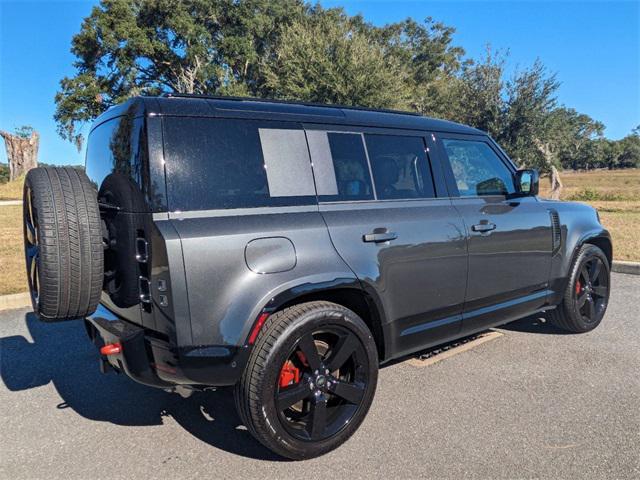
0, 163, 9, 184
567, 188, 625, 201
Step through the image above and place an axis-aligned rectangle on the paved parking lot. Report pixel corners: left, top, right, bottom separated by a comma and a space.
1, 273, 638, 479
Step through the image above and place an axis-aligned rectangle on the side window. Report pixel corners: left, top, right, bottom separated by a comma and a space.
442, 139, 515, 197
307, 131, 374, 202
163, 118, 316, 211
365, 134, 435, 200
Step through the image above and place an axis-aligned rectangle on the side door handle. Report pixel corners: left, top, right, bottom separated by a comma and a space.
471, 222, 497, 233
363, 229, 398, 243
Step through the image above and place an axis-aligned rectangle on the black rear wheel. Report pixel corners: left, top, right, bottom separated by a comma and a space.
276, 326, 370, 442
549, 244, 610, 332
235, 301, 378, 460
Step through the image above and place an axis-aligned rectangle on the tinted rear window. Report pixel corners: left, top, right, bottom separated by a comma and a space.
305, 131, 374, 202
86, 114, 146, 191
365, 134, 435, 200
163, 118, 317, 211
85, 109, 159, 211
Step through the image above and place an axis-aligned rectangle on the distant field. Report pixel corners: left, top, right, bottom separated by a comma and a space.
0, 175, 24, 200
539, 168, 640, 201
0, 205, 26, 295
0, 169, 638, 296
539, 168, 640, 261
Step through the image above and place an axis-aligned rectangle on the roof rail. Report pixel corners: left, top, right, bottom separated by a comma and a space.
160, 93, 423, 117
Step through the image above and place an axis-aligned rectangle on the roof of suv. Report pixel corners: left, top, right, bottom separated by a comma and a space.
92, 94, 484, 135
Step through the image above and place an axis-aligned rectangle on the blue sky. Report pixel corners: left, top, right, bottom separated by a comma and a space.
1, 0, 638, 166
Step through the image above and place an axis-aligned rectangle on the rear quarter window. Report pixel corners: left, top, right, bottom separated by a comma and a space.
85, 108, 157, 210
162, 118, 317, 211
86, 114, 146, 190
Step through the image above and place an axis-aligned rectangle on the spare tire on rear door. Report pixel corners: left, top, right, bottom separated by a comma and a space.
23, 167, 103, 321
99, 173, 148, 308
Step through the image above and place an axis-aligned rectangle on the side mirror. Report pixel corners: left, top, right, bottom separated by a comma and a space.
515, 169, 539, 196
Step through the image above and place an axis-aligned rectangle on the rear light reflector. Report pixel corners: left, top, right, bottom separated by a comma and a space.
248, 312, 270, 345
100, 342, 122, 356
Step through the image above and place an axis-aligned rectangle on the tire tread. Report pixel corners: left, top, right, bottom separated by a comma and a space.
548, 244, 609, 333
235, 301, 376, 459
24, 167, 103, 320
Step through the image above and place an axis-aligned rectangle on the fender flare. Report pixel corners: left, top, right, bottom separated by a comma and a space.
562, 228, 612, 292
243, 275, 389, 359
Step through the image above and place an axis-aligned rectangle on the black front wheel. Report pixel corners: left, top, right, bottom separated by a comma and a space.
549, 244, 610, 332
235, 301, 378, 460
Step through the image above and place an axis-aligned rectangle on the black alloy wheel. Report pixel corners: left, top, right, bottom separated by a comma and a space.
234, 301, 378, 460
573, 256, 609, 324
549, 243, 610, 333
275, 326, 370, 442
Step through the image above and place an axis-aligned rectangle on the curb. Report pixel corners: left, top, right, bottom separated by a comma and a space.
0, 292, 31, 311
612, 261, 640, 275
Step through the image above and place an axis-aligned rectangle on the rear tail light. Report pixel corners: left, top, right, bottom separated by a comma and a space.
100, 342, 122, 356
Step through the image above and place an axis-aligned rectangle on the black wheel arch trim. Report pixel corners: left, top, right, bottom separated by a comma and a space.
246, 277, 389, 361
552, 229, 612, 306
570, 229, 612, 271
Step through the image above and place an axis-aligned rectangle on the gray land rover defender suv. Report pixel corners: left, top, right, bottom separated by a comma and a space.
23, 94, 612, 459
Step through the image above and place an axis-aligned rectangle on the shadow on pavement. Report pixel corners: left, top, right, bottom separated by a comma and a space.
500, 313, 574, 335
0, 312, 283, 461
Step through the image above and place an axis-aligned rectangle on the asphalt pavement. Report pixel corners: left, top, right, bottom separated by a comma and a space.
1, 273, 638, 479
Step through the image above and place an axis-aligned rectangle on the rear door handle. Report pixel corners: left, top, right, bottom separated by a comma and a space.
471, 222, 496, 233
363, 230, 398, 243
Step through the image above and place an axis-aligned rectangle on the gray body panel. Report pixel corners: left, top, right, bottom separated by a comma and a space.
169, 207, 356, 347
161, 194, 607, 356
541, 199, 610, 304
318, 199, 468, 359
452, 195, 554, 331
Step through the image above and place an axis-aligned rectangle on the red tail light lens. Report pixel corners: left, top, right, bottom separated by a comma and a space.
100, 342, 122, 356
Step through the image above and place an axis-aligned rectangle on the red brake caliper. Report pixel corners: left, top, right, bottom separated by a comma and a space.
575, 279, 582, 295
279, 360, 301, 388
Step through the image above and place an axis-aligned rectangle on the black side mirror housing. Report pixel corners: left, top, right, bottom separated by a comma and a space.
515, 169, 539, 196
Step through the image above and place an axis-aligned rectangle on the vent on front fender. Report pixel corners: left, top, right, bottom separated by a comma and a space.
549, 209, 561, 254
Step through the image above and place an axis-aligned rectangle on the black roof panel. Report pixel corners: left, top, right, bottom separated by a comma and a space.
91, 95, 483, 135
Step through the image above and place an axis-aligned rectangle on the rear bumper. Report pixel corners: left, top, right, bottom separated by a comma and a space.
86, 304, 249, 389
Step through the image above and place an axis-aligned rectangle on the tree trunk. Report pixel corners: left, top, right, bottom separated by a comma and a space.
549, 165, 563, 200
533, 137, 563, 200
0, 130, 39, 181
